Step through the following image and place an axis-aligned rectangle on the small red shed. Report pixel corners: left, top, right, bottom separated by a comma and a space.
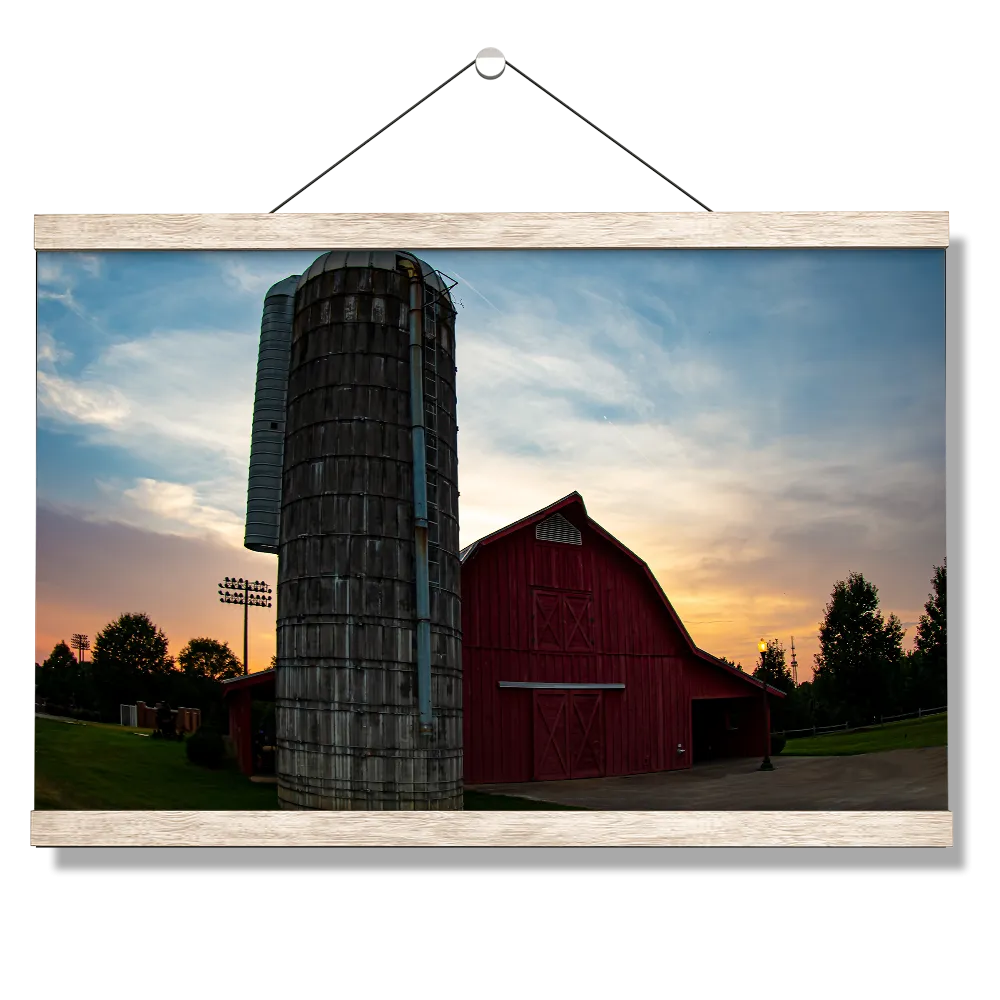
460, 492, 784, 784
220, 669, 275, 776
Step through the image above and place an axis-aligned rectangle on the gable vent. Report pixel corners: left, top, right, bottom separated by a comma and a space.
535, 512, 582, 546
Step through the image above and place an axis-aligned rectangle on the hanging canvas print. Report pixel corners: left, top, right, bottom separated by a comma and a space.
31, 212, 951, 846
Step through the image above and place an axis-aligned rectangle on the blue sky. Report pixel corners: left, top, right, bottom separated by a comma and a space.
36, 248, 945, 671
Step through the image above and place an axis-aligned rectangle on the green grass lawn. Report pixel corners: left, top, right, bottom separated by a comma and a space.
35, 716, 576, 810
780, 713, 947, 756
35, 717, 278, 810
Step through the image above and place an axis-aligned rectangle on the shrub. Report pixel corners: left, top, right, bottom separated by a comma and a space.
770, 733, 787, 755
185, 726, 226, 769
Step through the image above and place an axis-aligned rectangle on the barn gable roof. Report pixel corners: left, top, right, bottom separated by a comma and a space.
459, 492, 785, 698
458, 491, 587, 565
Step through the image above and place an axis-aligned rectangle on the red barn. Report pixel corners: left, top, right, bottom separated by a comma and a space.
221, 669, 275, 776
461, 492, 784, 784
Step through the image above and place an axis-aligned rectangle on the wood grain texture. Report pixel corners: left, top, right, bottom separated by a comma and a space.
30, 810, 952, 847
276, 258, 462, 809
34, 212, 949, 250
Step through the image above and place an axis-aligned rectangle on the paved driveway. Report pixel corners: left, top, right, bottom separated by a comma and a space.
469, 746, 947, 810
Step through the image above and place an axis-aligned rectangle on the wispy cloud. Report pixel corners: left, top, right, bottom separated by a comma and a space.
36, 323, 258, 541
37, 288, 90, 321
120, 478, 245, 547
38, 327, 256, 467
219, 257, 294, 296
37, 258, 67, 286
37, 370, 130, 427
37, 328, 73, 366
48, 476, 247, 550
37, 286, 106, 333
37, 252, 104, 289
602, 415, 659, 470
450, 268, 503, 314
77, 254, 103, 278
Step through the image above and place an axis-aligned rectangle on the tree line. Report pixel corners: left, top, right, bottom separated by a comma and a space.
35, 612, 243, 727
729, 561, 946, 731
37, 562, 947, 735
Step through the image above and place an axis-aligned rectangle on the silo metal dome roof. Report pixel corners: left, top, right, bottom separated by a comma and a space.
297, 250, 454, 305
265, 274, 300, 298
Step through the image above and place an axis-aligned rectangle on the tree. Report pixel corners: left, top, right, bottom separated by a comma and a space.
785, 679, 817, 730
752, 639, 795, 695
812, 572, 904, 725
91, 612, 174, 719
42, 640, 77, 673
718, 655, 744, 672
178, 637, 243, 681
752, 639, 798, 731
166, 644, 236, 732
909, 561, 947, 708
36, 641, 83, 707
916, 562, 946, 658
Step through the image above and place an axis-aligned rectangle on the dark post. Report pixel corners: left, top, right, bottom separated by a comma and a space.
243, 579, 249, 675
759, 678, 773, 770
758, 637, 774, 771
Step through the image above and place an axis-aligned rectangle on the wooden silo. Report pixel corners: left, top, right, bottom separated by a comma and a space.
275, 251, 462, 810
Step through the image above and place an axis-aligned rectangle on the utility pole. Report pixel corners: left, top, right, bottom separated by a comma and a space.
790, 636, 798, 686
218, 578, 273, 675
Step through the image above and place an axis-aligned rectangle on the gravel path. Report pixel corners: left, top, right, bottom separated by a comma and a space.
469, 746, 947, 811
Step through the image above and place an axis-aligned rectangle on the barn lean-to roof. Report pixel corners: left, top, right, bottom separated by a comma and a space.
459, 491, 786, 699
219, 668, 276, 696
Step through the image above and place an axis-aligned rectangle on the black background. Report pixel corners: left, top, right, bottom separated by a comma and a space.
26, 31, 964, 824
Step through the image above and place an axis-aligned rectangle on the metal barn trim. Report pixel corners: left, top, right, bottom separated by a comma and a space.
498, 681, 627, 690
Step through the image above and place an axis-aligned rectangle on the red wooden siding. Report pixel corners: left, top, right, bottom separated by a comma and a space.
462, 494, 778, 784
221, 669, 276, 777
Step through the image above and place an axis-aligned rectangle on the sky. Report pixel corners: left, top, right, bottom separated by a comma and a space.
35, 248, 945, 676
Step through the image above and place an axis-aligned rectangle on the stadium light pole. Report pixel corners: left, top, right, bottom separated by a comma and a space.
758, 637, 774, 771
218, 578, 273, 675
70, 633, 90, 663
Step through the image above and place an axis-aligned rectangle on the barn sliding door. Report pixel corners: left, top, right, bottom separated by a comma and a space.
569, 691, 604, 778
533, 691, 570, 780
532, 690, 605, 781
